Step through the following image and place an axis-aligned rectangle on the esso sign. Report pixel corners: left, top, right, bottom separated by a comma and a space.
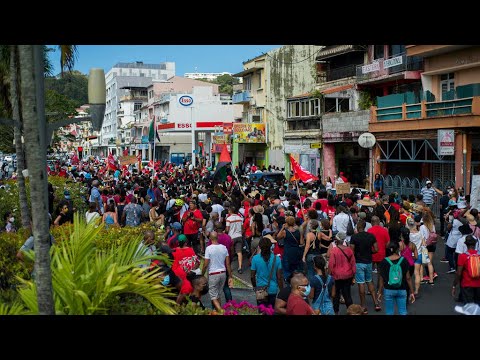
179, 95, 193, 107
177, 123, 192, 129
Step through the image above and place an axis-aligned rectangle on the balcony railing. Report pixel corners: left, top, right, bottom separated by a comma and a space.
371, 96, 480, 122
325, 64, 357, 82
356, 53, 423, 82
232, 90, 251, 104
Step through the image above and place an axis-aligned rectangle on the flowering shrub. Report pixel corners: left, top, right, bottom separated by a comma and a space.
222, 300, 274, 315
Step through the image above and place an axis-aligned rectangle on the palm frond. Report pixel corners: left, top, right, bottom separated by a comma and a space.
57, 45, 78, 77
0, 301, 29, 315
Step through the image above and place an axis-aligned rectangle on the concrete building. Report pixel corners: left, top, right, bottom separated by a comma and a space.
153, 85, 241, 166
98, 61, 175, 156
233, 45, 322, 170
184, 71, 236, 82
315, 45, 424, 188
371, 45, 480, 193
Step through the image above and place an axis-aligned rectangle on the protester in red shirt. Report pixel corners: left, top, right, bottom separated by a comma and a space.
287, 273, 315, 315
368, 216, 390, 267
181, 200, 203, 253
452, 235, 480, 304
339, 172, 348, 183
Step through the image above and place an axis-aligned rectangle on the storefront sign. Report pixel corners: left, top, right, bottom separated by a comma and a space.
438, 129, 455, 155
212, 144, 231, 153
232, 123, 266, 143
383, 55, 403, 69
361, 61, 381, 74
284, 144, 319, 155
141, 135, 149, 144
178, 95, 193, 107
136, 144, 149, 150
310, 143, 322, 149
213, 135, 230, 144
223, 122, 233, 134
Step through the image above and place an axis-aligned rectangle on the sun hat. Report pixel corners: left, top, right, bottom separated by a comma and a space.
357, 195, 375, 207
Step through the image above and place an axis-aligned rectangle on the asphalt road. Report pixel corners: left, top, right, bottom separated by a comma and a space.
203, 235, 461, 315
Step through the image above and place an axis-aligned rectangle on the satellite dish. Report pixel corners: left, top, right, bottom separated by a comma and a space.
358, 132, 376, 149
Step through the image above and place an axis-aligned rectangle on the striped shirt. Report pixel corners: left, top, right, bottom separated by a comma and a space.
226, 214, 243, 239
421, 186, 436, 205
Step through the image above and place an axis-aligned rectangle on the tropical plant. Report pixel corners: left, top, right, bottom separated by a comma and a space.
0, 301, 28, 315
0, 230, 32, 290
16, 213, 176, 315
358, 90, 376, 110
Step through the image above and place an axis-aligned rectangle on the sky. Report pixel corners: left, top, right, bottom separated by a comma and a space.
48, 45, 282, 77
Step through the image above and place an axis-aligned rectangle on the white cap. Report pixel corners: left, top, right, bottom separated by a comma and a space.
426, 180, 432, 184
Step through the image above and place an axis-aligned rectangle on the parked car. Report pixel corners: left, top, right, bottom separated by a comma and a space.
248, 172, 285, 184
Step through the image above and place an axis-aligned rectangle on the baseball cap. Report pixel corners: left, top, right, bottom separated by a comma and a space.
64, 190, 71, 199
262, 228, 274, 236
426, 180, 432, 184
358, 212, 367, 219
178, 234, 187, 243
171, 222, 182, 231
335, 232, 346, 241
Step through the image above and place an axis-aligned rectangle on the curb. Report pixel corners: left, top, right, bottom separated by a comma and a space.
232, 274, 253, 289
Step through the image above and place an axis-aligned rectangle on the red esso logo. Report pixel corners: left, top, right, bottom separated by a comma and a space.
177, 123, 192, 128
179, 95, 193, 106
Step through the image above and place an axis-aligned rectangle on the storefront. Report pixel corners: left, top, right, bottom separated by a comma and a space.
284, 142, 321, 178
232, 123, 268, 168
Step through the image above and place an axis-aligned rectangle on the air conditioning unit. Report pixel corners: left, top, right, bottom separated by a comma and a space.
249, 98, 256, 106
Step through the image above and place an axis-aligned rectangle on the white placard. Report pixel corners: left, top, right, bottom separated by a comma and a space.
470, 175, 480, 211
361, 61, 381, 74
383, 55, 403, 69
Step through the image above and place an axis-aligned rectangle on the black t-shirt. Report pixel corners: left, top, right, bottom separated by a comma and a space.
277, 285, 291, 302
378, 256, 410, 290
350, 231, 377, 264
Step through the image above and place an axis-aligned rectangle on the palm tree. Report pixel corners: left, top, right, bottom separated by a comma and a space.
10, 46, 30, 228
10, 45, 78, 314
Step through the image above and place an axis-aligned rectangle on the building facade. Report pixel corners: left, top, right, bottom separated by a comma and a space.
98, 61, 175, 156
371, 45, 480, 193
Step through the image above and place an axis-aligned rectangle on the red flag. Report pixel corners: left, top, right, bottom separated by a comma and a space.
107, 153, 117, 171
148, 160, 154, 168
290, 155, 318, 183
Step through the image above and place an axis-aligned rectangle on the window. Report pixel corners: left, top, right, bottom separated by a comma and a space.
244, 76, 252, 91
134, 103, 142, 112
374, 45, 384, 60
141, 90, 148, 96
388, 45, 405, 56
257, 72, 262, 89
148, 90, 154, 99
440, 73, 455, 100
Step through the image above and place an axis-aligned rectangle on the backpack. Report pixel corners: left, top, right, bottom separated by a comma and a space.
346, 215, 355, 236
385, 257, 404, 288
466, 253, 480, 279
383, 205, 391, 224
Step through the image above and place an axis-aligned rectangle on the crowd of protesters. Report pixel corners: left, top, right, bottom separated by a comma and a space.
5, 153, 480, 315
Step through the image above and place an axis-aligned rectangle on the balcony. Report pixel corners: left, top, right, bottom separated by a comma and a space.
324, 64, 357, 82
370, 95, 480, 133
232, 90, 251, 104
356, 53, 423, 83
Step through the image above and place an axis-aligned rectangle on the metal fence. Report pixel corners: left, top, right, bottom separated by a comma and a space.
381, 175, 455, 217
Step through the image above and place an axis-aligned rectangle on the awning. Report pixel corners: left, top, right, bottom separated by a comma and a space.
232, 67, 264, 77
316, 45, 361, 60
321, 84, 354, 94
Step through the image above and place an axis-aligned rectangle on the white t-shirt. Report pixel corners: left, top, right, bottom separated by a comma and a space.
211, 204, 225, 220
198, 193, 208, 203
455, 235, 480, 254
226, 214, 243, 239
205, 243, 229, 273
85, 211, 100, 224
